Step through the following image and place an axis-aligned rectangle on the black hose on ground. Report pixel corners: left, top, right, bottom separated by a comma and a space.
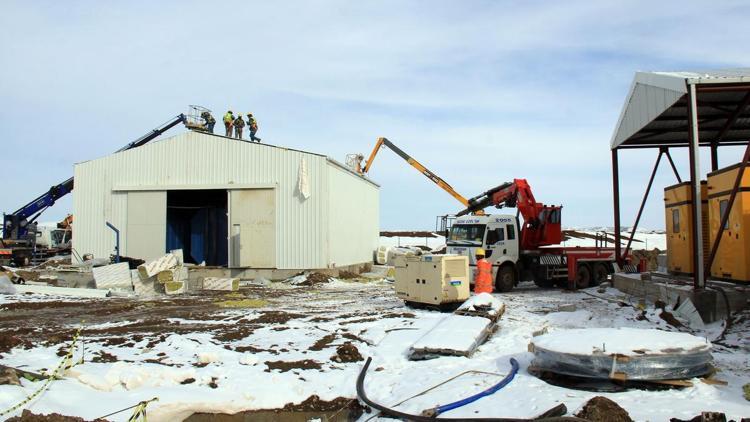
705, 284, 733, 344
356, 357, 586, 421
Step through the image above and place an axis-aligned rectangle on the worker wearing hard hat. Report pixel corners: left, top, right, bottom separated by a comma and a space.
233, 113, 245, 139
474, 248, 493, 294
247, 113, 261, 143
201, 111, 216, 133
223, 110, 234, 137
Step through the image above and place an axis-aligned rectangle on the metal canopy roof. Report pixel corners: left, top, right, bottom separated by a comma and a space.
611, 69, 750, 149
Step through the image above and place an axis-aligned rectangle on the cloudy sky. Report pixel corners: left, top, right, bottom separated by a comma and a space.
1, 1, 748, 230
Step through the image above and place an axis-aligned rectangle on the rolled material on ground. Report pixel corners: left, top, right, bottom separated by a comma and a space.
529, 328, 712, 381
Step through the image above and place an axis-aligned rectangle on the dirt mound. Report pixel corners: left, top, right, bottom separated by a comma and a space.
6, 410, 105, 421
309, 333, 336, 351
337, 270, 359, 279
91, 351, 118, 363
575, 396, 633, 422
264, 359, 322, 372
301, 272, 332, 286
0, 331, 33, 354
283, 395, 363, 415
331, 342, 363, 363
0, 301, 90, 312
249, 311, 305, 325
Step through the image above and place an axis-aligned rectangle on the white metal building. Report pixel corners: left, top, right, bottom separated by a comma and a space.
73, 131, 380, 269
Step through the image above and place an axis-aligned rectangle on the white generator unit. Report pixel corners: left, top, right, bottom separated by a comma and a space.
394, 254, 470, 307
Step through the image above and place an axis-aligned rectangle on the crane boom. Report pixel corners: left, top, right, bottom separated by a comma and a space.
361, 137, 471, 208
457, 178, 562, 249
3, 113, 187, 241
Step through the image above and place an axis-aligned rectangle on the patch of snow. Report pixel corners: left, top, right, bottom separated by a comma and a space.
411, 314, 492, 354
457, 292, 504, 316
239, 354, 259, 366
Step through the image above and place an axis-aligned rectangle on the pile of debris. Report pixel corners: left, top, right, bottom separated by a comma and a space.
91, 250, 239, 296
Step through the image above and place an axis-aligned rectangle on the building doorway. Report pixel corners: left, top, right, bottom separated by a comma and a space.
166, 189, 227, 266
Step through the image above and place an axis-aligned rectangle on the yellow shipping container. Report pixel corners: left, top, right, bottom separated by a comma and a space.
706, 163, 750, 283
664, 181, 708, 275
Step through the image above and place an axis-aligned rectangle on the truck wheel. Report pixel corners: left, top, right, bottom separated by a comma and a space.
575, 264, 591, 289
533, 266, 555, 288
495, 265, 515, 293
591, 263, 609, 286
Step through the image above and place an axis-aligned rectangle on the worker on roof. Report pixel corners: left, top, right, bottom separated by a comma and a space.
247, 113, 261, 143
474, 248, 493, 294
233, 114, 245, 139
223, 110, 234, 137
201, 111, 216, 133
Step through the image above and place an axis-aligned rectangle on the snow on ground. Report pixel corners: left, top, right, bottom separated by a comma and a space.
0, 279, 748, 421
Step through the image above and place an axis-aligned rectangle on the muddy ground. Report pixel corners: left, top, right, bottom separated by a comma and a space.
0, 280, 406, 420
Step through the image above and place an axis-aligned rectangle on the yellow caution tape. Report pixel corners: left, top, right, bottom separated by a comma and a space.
0, 324, 84, 417
127, 397, 159, 422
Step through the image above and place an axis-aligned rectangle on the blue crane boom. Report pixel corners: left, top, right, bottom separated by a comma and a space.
2, 114, 187, 241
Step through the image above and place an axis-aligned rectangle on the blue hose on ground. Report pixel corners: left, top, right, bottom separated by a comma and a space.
428, 357, 520, 417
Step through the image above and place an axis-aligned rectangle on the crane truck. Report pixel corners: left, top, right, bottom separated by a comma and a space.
1, 114, 188, 266
357, 137, 631, 292
448, 179, 625, 292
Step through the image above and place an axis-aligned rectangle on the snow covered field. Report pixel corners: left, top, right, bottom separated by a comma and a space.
0, 277, 748, 421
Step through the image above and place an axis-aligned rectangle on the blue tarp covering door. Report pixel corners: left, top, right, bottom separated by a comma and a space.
166, 190, 227, 266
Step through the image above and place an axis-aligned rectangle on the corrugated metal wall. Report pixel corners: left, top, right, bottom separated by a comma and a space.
326, 161, 380, 267
73, 131, 378, 269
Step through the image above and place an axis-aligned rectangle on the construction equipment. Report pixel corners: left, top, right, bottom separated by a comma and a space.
357, 137, 480, 213
1, 113, 188, 266
664, 181, 708, 275
707, 163, 750, 282
394, 254, 470, 308
447, 178, 627, 291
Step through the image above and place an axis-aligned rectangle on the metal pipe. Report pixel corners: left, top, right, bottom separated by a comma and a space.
622, 150, 663, 260
705, 140, 750, 279
105, 222, 120, 263
611, 148, 622, 266
686, 83, 706, 289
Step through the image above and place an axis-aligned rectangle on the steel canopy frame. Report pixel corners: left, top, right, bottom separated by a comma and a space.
612, 79, 750, 290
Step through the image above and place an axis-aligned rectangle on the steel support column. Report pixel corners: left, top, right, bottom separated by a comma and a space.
710, 143, 719, 171
611, 148, 622, 266
686, 83, 705, 289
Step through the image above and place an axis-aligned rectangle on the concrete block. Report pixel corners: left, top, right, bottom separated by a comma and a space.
137, 253, 178, 279
202, 277, 240, 291
93, 262, 132, 290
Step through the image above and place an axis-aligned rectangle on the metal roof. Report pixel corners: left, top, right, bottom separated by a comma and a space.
611, 68, 750, 149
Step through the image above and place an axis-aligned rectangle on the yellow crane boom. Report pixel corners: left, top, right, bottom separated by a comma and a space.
359, 137, 477, 211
